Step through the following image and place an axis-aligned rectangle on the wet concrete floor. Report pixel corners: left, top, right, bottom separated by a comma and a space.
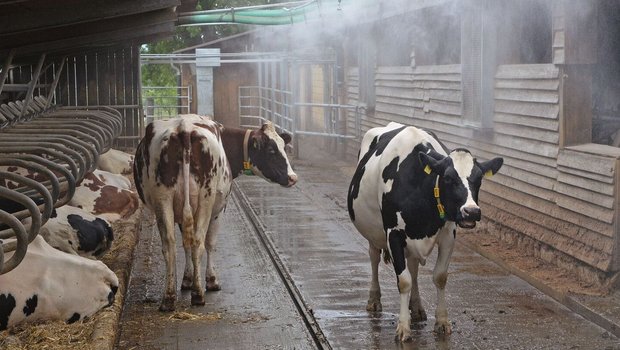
118, 160, 620, 349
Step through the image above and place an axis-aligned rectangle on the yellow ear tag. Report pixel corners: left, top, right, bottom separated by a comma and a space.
485, 170, 493, 178
424, 165, 432, 174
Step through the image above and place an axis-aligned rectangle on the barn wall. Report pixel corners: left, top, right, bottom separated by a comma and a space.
345, 62, 620, 285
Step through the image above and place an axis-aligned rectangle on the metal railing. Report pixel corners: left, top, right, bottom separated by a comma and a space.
142, 86, 192, 122
239, 85, 361, 141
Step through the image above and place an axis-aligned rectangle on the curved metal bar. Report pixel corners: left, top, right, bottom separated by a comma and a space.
1, 125, 103, 154
0, 147, 79, 184
0, 142, 87, 180
0, 158, 60, 206
0, 171, 50, 231
0, 135, 96, 173
0, 209, 28, 274
0, 185, 41, 243
20, 119, 109, 152
3, 154, 76, 207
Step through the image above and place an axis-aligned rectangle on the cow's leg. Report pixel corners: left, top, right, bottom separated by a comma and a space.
179, 224, 194, 290
366, 244, 382, 312
407, 258, 427, 322
433, 224, 455, 334
155, 205, 177, 312
388, 229, 411, 342
204, 215, 221, 291
187, 209, 210, 305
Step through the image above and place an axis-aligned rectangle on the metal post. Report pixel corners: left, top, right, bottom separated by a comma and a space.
21, 53, 46, 118
45, 56, 67, 109
0, 49, 15, 96
270, 58, 277, 125
258, 60, 263, 125
291, 61, 300, 158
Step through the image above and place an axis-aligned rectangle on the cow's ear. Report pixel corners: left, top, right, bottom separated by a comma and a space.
478, 157, 503, 178
419, 152, 446, 175
279, 133, 292, 145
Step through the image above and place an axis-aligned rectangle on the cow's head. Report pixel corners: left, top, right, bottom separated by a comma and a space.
419, 149, 503, 229
248, 122, 298, 187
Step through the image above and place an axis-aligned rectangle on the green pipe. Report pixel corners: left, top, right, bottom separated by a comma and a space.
178, 13, 315, 26
177, 0, 363, 26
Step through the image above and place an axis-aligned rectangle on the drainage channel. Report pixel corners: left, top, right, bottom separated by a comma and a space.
233, 182, 332, 350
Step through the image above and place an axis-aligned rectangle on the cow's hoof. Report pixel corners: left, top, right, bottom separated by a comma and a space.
181, 277, 193, 290
159, 298, 176, 312
206, 276, 221, 291
191, 292, 206, 306
410, 307, 427, 322
395, 321, 411, 342
433, 320, 452, 335
366, 300, 382, 312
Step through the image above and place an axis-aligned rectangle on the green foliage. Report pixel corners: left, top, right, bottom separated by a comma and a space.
141, 0, 289, 89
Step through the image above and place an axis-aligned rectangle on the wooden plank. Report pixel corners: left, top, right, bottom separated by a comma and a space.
494, 89, 559, 104
376, 95, 417, 107
375, 73, 414, 82
376, 66, 414, 75
375, 80, 415, 89
555, 182, 614, 209
557, 149, 616, 177
495, 100, 559, 119
425, 100, 461, 116
494, 113, 559, 131
494, 122, 559, 144
499, 164, 556, 190
482, 180, 614, 238
427, 89, 461, 103
491, 173, 556, 202
481, 203, 613, 271
496, 79, 559, 91
414, 64, 461, 74
565, 143, 620, 158
412, 74, 461, 82
375, 104, 413, 118
556, 193, 614, 224
496, 64, 560, 79
557, 172, 615, 196
558, 165, 614, 185
376, 86, 417, 99
492, 132, 559, 158
414, 81, 461, 91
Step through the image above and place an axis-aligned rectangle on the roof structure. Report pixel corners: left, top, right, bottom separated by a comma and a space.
0, 0, 194, 64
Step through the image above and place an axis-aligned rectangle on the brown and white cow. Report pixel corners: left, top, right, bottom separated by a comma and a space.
69, 171, 139, 222
0, 235, 119, 330
97, 149, 134, 175
133, 114, 297, 311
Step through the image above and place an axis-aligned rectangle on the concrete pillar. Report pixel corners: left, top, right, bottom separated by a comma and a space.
196, 48, 221, 116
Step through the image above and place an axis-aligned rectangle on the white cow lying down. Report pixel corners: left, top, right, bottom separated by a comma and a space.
0, 236, 119, 330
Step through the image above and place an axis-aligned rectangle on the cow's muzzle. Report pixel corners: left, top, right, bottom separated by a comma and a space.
286, 173, 298, 187
458, 206, 481, 229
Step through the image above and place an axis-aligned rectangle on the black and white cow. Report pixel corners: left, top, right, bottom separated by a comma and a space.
37, 205, 114, 259
347, 122, 503, 341
134, 114, 297, 311
0, 235, 118, 330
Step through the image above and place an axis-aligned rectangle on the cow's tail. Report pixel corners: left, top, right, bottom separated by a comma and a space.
181, 128, 194, 238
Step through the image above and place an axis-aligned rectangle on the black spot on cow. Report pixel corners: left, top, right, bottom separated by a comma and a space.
66, 312, 80, 324
23, 295, 37, 316
0, 293, 16, 330
348, 126, 406, 221
380, 148, 445, 240
67, 215, 113, 256
388, 229, 407, 278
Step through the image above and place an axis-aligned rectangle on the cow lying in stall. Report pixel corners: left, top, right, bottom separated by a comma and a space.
97, 149, 134, 175
347, 122, 503, 341
69, 169, 138, 222
0, 235, 119, 331
134, 114, 297, 311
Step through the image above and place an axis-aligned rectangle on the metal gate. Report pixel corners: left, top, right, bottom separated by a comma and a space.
239, 53, 361, 156
142, 85, 192, 123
